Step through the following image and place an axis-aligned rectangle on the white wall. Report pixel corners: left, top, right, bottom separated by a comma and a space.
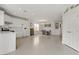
0, 10, 4, 26
62, 6, 79, 51
4, 14, 30, 38
51, 21, 62, 35
38, 21, 61, 35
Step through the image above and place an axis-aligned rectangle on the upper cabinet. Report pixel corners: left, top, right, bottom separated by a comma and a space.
0, 10, 4, 26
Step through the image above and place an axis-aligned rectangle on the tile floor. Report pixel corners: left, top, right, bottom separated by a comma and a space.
7, 35, 79, 55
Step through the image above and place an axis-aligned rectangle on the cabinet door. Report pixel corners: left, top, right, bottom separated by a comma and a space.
62, 14, 73, 45
63, 7, 79, 51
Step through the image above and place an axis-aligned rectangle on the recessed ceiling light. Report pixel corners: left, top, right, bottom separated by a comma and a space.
19, 8, 22, 10
38, 19, 47, 22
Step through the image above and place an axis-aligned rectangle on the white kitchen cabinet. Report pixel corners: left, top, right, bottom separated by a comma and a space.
4, 15, 30, 38
0, 10, 4, 26
0, 32, 16, 54
62, 6, 79, 51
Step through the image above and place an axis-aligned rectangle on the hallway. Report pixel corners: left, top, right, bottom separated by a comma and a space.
7, 35, 79, 55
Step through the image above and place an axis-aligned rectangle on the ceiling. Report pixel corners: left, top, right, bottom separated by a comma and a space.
0, 4, 72, 23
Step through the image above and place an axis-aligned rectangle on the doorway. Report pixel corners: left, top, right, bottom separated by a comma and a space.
34, 23, 40, 35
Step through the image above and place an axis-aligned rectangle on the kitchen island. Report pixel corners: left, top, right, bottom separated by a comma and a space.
0, 31, 16, 54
